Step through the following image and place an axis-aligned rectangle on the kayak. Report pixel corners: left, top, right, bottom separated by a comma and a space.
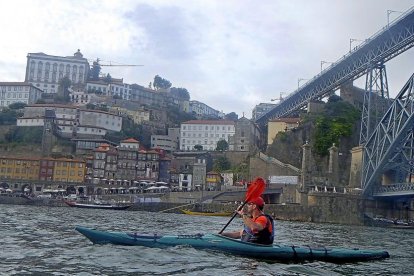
75, 226, 389, 263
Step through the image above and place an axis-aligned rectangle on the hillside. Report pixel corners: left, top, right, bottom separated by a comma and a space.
266, 98, 361, 186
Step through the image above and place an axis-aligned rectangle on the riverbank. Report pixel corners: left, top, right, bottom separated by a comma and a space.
1, 193, 412, 228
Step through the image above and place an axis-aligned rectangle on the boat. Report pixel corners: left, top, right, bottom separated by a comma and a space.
64, 201, 131, 210
75, 226, 389, 263
364, 214, 414, 229
181, 209, 233, 217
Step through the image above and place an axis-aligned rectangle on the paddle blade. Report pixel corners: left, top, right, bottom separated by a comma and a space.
245, 177, 266, 202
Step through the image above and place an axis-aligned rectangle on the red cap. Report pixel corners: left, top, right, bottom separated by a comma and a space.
248, 197, 265, 207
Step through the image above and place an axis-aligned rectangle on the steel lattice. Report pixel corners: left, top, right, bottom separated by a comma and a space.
256, 7, 414, 125
362, 74, 414, 196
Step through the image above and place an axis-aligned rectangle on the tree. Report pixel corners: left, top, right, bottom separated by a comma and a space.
9, 102, 27, 110
57, 76, 72, 103
170, 87, 190, 100
225, 112, 238, 121
90, 59, 101, 80
213, 156, 231, 172
216, 139, 229, 151
104, 73, 112, 83
194, 144, 203, 151
153, 75, 172, 90
35, 99, 46, 104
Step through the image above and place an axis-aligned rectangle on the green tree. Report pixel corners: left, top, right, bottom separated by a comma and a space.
90, 59, 101, 80
104, 73, 112, 83
216, 139, 229, 151
35, 99, 46, 104
225, 112, 238, 121
153, 75, 172, 90
194, 144, 203, 151
57, 76, 72, 103
313, 100, 360, 155
213, 156, 231, 172
0, 108, 20, 125
4, 126, 43, 143
170, 87, 190, 100
9, 102, 27, 110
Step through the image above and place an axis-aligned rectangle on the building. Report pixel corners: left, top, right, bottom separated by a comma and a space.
69, 89, 92, 106
206, 171, 222, 190
267, 118, 300, 145
151, 127, 180, 152
110, 106, 150, 124
25, 49, 89, 94
92, 143, 118, 181
192, 158, 207, 190
180, 120, 235, 151
50, 158, 87, 183
17, 104, 123, 139
129, 84, 168, 108
228, 117, 262, 152
170, 151, 213, 191
0, 82, 43, 108
252, 103, 277, 121
116, 138, 140, 181
73, 138, 117, 156
86, 78, 132, 100
189, 100, 223, 118
0, 156, 85, 183
0, 157, 40, 180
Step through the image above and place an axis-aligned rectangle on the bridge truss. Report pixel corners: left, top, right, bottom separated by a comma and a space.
256, 7, 414, 125
362, 74, 414, 196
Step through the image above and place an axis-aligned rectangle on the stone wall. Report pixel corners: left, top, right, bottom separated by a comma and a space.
249, 155, 300, 181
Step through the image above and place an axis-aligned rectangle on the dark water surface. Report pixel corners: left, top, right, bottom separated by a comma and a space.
1, 204, 413, 275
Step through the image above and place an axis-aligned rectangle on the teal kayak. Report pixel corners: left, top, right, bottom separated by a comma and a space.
75, 226, 389, 263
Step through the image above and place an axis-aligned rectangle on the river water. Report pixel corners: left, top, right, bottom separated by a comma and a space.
1, 204, 413, 276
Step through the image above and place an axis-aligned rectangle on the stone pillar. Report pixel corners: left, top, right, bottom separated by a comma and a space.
349, 146, 363, 188
328, 143, 339, 185
301, 141, 312, 192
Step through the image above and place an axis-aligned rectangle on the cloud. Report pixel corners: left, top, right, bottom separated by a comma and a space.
0, 0, 413, 118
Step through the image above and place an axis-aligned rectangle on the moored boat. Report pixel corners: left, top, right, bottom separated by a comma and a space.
75, 226, 389, 263
64, 201, 131, 210
181, 209, 232, 217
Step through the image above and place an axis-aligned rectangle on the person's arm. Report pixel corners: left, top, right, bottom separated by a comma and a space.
221, 229, 243, 239
242, 214, 265, 232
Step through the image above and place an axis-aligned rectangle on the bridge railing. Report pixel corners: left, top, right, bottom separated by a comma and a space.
373, 183, 414, 195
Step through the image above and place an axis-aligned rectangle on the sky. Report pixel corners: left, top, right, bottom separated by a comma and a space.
0, 0, 413, 119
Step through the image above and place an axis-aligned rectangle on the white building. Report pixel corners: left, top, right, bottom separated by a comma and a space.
151, 127, 180, 152
189, 100, 224, 118
180, 120, 235, 151
86, 78, 131, 100
25, 49, 90, 94
0, 82, 43, 108
252, 103, 277, 121
17, 104, 122, 138
69, 89, 91, 106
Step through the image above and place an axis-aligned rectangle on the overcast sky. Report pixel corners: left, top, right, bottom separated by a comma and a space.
0, 0, 413, 118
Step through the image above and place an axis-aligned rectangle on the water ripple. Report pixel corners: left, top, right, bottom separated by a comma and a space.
0, 204, 413, 275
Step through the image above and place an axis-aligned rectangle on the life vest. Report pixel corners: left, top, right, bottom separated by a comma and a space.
241, 214, 274, 245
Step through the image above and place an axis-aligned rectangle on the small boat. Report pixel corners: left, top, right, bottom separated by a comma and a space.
181, 209, 233, 217
75, 226, 389, 263
64, 201, 131, 210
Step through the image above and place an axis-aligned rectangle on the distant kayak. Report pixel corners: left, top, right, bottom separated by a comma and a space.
75, 226, 389, 263
181, 209, 233, 217
64, 201, 131, 210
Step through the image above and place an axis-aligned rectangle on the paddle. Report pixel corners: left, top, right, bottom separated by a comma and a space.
218, 177, 266, 234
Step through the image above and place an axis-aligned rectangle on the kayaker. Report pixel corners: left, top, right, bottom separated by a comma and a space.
221, 197, 274, 245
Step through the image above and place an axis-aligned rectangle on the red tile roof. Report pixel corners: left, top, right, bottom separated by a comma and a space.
121, 138, 139, 143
